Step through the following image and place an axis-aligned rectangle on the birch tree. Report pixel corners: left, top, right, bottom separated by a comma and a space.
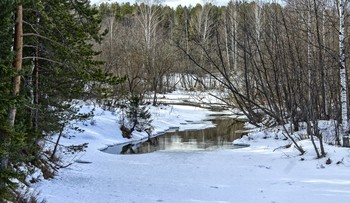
102, 5, 119, 74
338, 0, 349, 146
137, 0, 163, 105
225, 0, 238, 72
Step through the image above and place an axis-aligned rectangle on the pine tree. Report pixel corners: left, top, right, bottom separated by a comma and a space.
0, 0, 124, 200
0, 1, 28, 199
120, 95, 153, 139
22, 0, 122, 136
0, 0, 15, 197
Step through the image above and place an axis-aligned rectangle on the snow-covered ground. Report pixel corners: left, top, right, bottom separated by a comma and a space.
35, 97, 350, 203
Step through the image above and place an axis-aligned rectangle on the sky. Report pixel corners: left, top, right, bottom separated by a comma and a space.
90, 0, 231, 8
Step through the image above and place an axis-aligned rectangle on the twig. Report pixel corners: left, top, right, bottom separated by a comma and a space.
273, 143, 292, 152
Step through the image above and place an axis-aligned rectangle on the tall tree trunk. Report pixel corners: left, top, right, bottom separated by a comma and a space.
307, 0, 313, 120
33, 42, 39, 131
1, 2, 23, 192
224, 16, 230, 69
320, 3, 328, 118
338, 0, 349, 146
9, 3, 23, 128
233, 4, 237, 72
322, 6, 330, 118
255, 0, 261, 42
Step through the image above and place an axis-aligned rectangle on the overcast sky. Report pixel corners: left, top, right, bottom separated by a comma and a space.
90, 0, 231, 8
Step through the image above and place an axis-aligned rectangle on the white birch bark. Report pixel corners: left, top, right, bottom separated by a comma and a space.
192, 3, 211, 50
137, 0, 162, 104
255, 0, 262, 42
137, 0, 161, 51
224, 16, 230, 68
227, 1, 237, 72
322, 3, 329, 116
307, 0, 312, 109
233, 5, 237, 71
338, 0, 349, 140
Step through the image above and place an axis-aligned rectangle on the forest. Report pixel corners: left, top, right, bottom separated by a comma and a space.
96, 0, 350, 155
1, 0, 350, 201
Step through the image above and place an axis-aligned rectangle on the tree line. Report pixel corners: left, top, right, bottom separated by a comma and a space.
95, 0, 350, 156
1, 0, 350, 200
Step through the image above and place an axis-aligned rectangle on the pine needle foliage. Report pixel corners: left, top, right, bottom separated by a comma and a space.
0, 0, 124, 200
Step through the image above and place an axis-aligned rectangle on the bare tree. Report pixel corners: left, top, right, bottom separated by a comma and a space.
136, 0, 164, 104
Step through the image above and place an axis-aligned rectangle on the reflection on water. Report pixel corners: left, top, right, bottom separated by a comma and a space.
103, 117, 246, 154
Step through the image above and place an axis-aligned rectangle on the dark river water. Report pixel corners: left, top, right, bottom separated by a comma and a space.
103, 116, 247, 154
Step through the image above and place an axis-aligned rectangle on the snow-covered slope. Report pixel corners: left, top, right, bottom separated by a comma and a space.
35, 103, 350, 203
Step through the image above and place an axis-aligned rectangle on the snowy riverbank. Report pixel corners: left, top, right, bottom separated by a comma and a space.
35, 102, 350, 203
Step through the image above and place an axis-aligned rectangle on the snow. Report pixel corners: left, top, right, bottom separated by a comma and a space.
155, 90, 226, 108
35, 97, 350, 203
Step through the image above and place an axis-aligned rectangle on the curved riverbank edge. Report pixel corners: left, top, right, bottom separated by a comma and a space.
100, 112, 248, 154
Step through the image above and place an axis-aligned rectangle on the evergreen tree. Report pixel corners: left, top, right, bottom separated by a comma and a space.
0, 0, 15, 197
22, 0, 123, 137
0, 0, 123, 200
120, 95, 152, 139
0, 1, 30, 199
